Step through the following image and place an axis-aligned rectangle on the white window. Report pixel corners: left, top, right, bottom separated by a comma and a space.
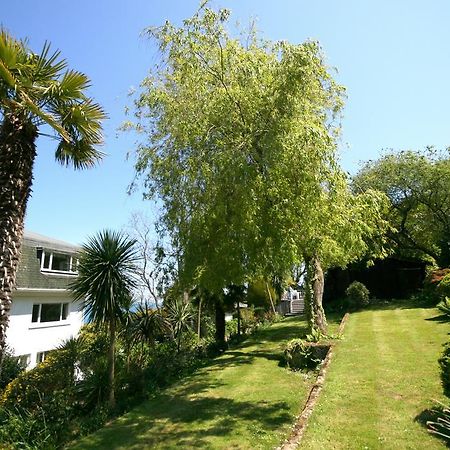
40, 250, 78, 274
32, 303, 69, 323
36, 351, 50, 364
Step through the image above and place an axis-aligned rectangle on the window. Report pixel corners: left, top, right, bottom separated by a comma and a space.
16, 354, 31, 367
31, 303, 69, 323
40, 250, 78, 274
36, 351, 50, 364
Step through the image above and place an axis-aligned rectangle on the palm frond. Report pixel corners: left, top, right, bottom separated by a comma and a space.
55, 138, 105, 169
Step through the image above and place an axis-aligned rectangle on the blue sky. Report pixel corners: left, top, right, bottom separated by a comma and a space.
2, 0, 450, 245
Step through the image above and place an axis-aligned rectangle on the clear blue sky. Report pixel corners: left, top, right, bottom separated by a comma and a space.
3, 0, 450, 245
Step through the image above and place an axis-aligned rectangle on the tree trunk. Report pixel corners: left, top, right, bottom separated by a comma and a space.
311, 255, 327, 334
0, 115, 37, 371
303, 257, 315, 333
215, 298, 226, 346
108, 320, 116, 409
237, 300, 241, 336
265, 281, 276, 314
197, 296, 203, 342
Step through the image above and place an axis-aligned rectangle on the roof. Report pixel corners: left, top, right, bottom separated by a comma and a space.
23, 230, 80, 253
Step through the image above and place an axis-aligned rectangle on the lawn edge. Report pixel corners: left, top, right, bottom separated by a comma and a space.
278, 313, 350, 450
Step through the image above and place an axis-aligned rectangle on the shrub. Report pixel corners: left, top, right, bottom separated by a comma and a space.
439, 342, 450, 398
0, 347, 26, 390
345, 281, 370, 310
438, 274, 450, 301
437, 297, 450, 318
240, 306, 258, 334
225, 318, 238, 339
284, 339, 329, 371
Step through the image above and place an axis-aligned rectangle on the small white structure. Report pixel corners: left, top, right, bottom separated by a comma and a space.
278, 287, 305, 315
7, 231, 83, 369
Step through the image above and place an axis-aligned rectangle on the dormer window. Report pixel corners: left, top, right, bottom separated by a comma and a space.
39, 250, 78, 274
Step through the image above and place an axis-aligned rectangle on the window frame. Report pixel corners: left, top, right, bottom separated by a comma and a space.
31, 302, 70, 324
40, 250, 78, 275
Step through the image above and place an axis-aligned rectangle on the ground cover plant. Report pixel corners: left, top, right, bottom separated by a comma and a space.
301, 300, 448, 449
69, 315, 342, 449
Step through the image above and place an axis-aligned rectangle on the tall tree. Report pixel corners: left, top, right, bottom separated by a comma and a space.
353, 148, 450, 266
0, 31, 106, 361
127, 5, 345, 299
70, 230, 138, 408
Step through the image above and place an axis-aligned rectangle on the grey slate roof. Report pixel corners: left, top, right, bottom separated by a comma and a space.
23, 230, 80, 252
16, 231, 80, 290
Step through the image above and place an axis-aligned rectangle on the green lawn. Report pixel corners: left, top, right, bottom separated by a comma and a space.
301, 302, 448, 449
70, 316, 342, 450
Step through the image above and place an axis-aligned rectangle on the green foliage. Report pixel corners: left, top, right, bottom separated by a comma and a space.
127, 4, 357, 294
0, 347, 25, 390
240, 307, 259, 334
437, 274, 450, 300
225, 318, 238, 339
353, 148, 450, 266
437, 297, 450, 318
284, 339, 329, 370
345, 281, 370, 310
439, 342, 450, 398
0, 30, 106, 168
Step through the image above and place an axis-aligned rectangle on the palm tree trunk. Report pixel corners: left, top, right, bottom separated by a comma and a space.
0, 115, 37, 371
108, 320, 116, 409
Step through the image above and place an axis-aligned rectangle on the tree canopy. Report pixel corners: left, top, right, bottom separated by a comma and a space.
353, 148, 450, 266
128, 5, 349, 292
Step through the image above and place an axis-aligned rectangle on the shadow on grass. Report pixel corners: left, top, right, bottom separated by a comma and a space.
79, 394, 292, 449
74, 319, 306, 449
415, 408, 449, 448
426, 314, 450, 324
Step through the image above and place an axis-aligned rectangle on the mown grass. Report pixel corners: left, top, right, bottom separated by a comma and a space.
69, 315, 342, 450
302, 301, 449, 449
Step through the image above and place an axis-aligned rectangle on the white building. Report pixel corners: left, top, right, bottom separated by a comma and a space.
7, 231, 83, 369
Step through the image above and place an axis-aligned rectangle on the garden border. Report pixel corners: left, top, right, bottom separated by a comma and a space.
279, 312, 350, 450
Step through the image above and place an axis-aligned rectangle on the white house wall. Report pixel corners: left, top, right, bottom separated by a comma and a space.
7, 289, 83, 369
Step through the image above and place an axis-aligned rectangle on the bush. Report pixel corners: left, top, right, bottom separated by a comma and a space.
345, 281, 370, 310
438, 274, 450, 301
439, 342, 450, 398
284, 339, 329, 371
240, 307, 259, 334
438, 297, 450, 318
0, 347, 26, 390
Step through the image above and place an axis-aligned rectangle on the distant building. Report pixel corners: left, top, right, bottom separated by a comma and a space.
7, 231, 83, 369
278, 287, 304, 315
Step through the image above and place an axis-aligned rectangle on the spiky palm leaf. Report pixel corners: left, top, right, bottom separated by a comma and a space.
0, 29, 106, 366
69, 230, 138, 408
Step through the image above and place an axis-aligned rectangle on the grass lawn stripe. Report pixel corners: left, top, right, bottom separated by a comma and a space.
301, 304, 448, 450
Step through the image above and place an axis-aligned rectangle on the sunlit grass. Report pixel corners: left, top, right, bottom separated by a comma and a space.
302, 302, 448, 449
70, 315, 343, 449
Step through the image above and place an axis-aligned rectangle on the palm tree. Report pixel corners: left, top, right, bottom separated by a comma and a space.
166, 297, 193, 352
70, 230, 138, 408
0, 30, 106, 362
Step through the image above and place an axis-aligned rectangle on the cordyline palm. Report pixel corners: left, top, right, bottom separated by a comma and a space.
0, 30, 106, 363
70, 230, 138, 408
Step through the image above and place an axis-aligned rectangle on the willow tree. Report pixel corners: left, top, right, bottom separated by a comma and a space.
128, 5, 347, 302
0, 31, 106, 363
